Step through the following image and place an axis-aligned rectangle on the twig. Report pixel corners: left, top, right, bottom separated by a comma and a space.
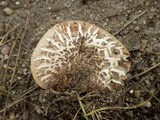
113, 62, 160, 104
87, 96, 152, 116
114, 9, 147, 35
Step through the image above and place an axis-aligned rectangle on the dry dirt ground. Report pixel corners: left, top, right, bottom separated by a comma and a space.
0, 0, 160, 120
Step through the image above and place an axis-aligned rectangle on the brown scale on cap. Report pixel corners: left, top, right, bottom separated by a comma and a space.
31, 20, 131, 92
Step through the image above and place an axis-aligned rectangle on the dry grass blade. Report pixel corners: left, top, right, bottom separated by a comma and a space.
95, 112, 101, 120
113, 62, 160, 104
77, 97, 89, 120
2, 12, 29, 120
139, 85, 160, 103
2, 32, 21, 84
16, 85, 39, 99
73, 108, 81, 120
87, 96, 153, 116
128, 62, 160, 80
0, 85, 38, 113
22, 99, 40, 107
114, 9, 147, 35
0, 24, 20, 46
98, 0, 145, 22
0, 86, 13, 96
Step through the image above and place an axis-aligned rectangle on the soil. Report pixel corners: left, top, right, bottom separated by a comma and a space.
0, 0, 160, 120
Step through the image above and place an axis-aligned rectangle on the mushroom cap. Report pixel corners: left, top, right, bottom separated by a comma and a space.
31, 20, 130, 92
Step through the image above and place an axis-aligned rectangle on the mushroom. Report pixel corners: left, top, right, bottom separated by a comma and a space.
31, 20, 130, 92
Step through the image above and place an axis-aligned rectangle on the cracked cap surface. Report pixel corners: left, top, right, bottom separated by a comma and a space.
31, 20, 130, 92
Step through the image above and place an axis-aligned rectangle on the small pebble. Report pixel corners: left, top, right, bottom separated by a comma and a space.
0, 1, 8, 7
4, 55, 9, 60
143, 20, 146, 24
1, 45, 10, 55
90, 14, 94, 19
153, 43, 160, 52
144, 102, 152, 108
134, 26, 140, 32
129, 89, 134, 94
133, 20, 137, 24
17, 77, 21, 80
3, 7, 13, 16
126, 111, 133, 117
145, 79, 150, 84
15, 113, 20, 119
146, 48, 154, 54
23, 68, 28, 75
56, 16, 63, 22
15, 1, 20, 5
3, 64, 7, 68
48, 7, 51, 11
35, 106, 42, 114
